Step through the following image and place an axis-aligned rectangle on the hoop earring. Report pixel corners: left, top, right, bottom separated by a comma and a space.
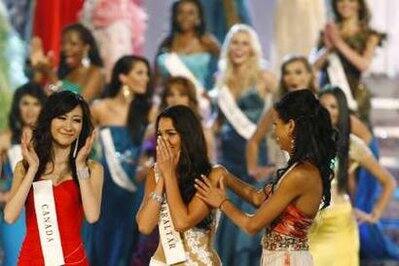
73, 135, 80, 158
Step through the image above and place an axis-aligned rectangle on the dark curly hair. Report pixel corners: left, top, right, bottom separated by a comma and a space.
156, 105, 212, 229
58, 23, 103, 79
32, 90, 93, 181
8, 82, 47, 144
273, 89, 337, 209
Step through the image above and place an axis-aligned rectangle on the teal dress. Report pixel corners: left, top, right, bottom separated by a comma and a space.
61, 79, 81, 94
156, 52, 218, 91
88, 126, 145, 266
216, 88, 268, 266
0, 145, 26, 266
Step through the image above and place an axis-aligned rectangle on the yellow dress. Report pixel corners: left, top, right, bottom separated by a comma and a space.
309, 134, 371, 266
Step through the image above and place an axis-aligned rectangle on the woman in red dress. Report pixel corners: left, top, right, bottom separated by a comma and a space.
4, 90, 103, 265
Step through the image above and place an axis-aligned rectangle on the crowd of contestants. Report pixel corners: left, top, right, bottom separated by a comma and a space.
0, 0, 398, 265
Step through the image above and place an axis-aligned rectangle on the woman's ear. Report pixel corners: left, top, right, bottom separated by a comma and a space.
118, 73, 127, 84
287, 119, 296, 136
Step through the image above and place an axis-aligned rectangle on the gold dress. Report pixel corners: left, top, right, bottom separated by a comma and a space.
309, 134, 372, 266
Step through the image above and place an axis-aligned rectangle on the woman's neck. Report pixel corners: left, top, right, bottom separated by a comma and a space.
340, 16, 360, 31
52, 142, 71, 164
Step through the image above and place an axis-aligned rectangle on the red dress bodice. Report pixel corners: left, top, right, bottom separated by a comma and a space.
18, 179, 89, 265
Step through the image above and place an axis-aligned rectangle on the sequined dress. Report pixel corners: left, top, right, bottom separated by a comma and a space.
150, 211, 221, 266
260, 163, 315, 265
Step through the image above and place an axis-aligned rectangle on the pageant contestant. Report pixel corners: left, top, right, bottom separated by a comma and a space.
214, 23, 276, 266
4, 90, 103, 265
312, 0, 385, 125
155, 0, 220, 92
309, 87, 398, 264
0, 83, 46, 266
137, 105, 222, 265
89, 55, 153, 265
196, 90, 337, 265
30, 23, 104, 101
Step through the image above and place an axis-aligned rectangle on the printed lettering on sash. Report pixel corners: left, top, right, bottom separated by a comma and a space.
33, 180, 65, 266
154, 164, 186, 265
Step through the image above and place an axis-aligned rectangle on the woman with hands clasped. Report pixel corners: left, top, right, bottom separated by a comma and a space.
4, 90, 103, 265
136, 105, 223, 265
195, 90, 337, 265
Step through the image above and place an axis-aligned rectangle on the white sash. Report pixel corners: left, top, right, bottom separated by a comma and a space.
327, 53, 358, 111
7, 144, 22, 173
217, 85, 257, 140
100, 128, 137, 192
154, 164, 186, 265
163, 53, 211, 119
33, 180, 65, 266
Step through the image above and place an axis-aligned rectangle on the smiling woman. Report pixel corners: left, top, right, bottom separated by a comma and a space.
3, 90, 103, 265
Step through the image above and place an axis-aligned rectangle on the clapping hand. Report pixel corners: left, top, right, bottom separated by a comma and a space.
21, 128, 39, 172
75, 129, 97, 168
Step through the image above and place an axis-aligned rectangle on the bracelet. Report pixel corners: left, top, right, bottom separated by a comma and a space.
150, 191, 164, 204
218, 198, 229, 210
77, 166, 90, 180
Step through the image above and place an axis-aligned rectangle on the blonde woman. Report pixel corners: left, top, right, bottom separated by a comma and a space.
214, 24, 276, 266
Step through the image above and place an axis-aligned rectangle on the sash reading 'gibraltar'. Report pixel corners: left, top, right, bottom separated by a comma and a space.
154, 164, 187, 265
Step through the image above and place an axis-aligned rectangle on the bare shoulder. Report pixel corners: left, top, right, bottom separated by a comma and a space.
87, 65, 104, 77
283, 162, 321, 187
201, 34, 220, 55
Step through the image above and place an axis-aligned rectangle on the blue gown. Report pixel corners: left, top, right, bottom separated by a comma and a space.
156, 52, 218, 91
217, 88, 268, 266
88, 126, 145, 266
0, 145, 26, 266
354, 137, 399, 260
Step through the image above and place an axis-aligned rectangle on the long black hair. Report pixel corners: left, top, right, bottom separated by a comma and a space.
319, 86, 351, 193
58, 23, 103, 79
32, 91, 93, 181
273, 89, 337, 209
105, 55, 152, 144
156, 105, 212, 229
157, 0, 206, 54
8, 82, 47, 144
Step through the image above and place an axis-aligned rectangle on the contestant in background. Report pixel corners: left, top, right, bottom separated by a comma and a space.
214, 24, 276, 266
30, 23, 104, 101
0, 82, 46, 266
89, 55, 153, 265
